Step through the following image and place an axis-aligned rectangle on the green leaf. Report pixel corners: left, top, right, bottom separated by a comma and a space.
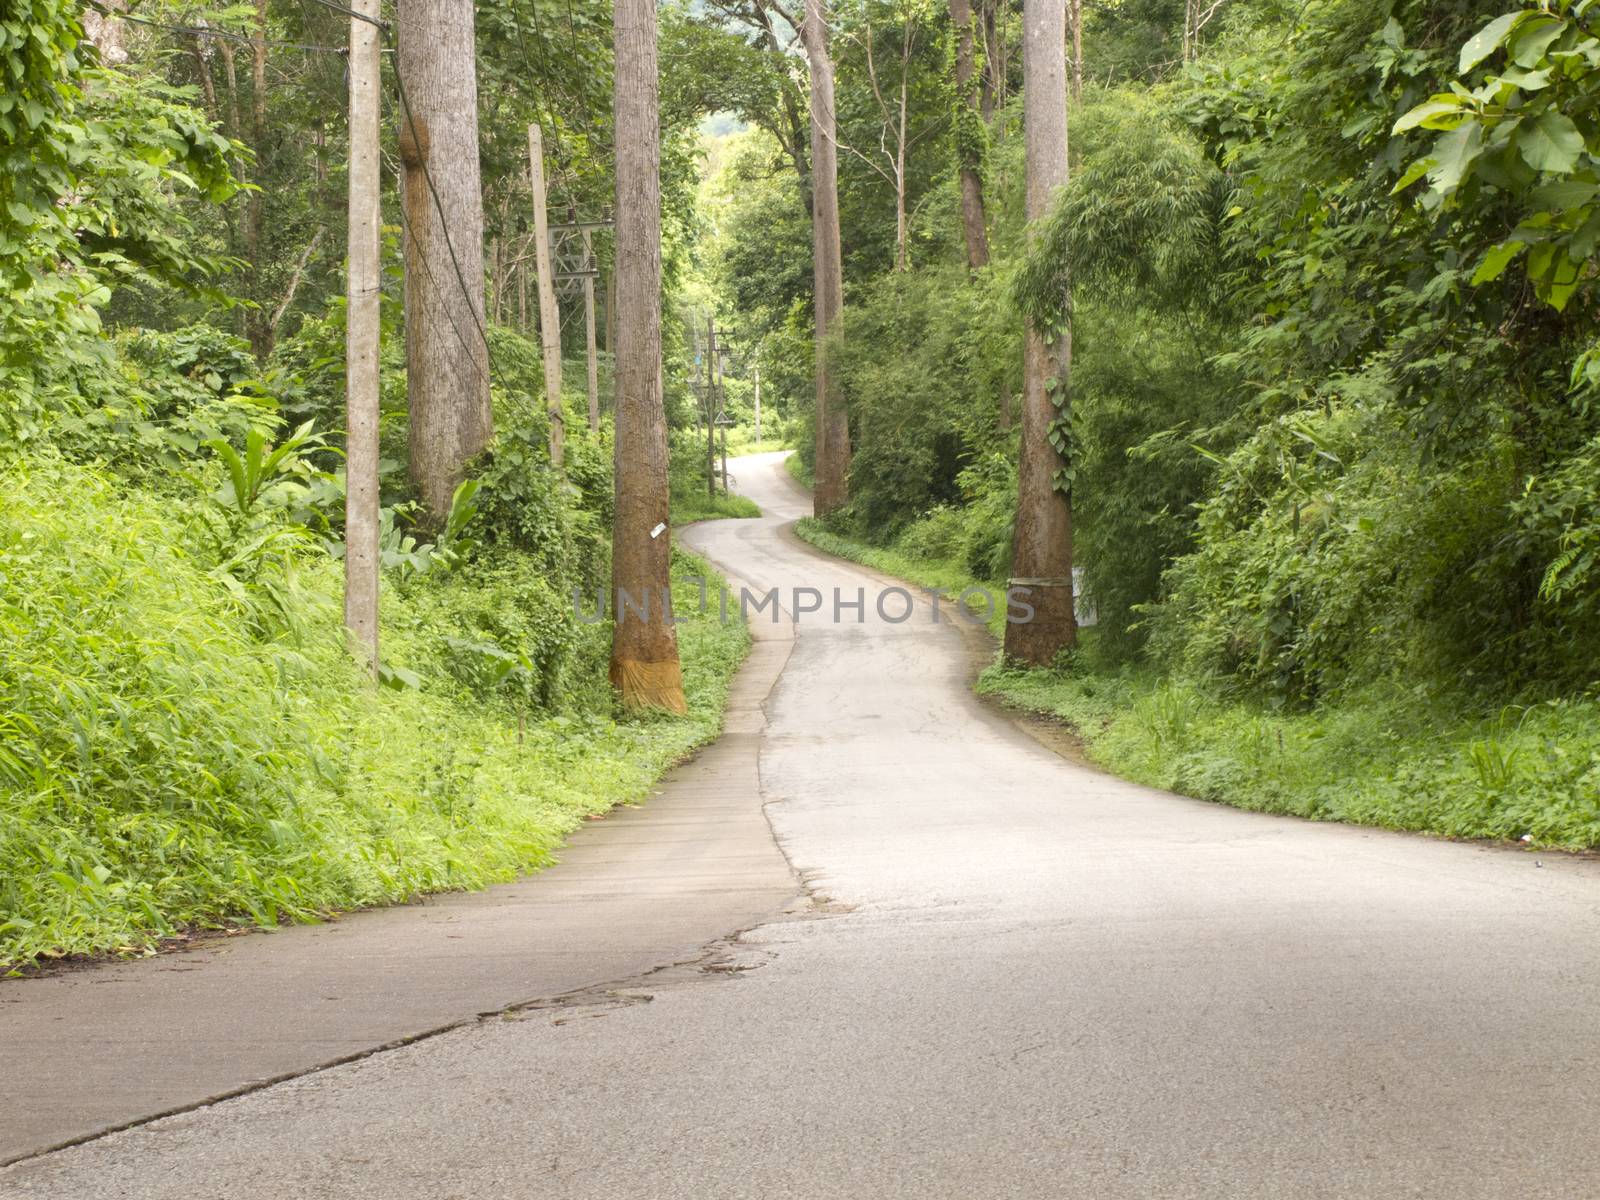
1391, 156, 1435, 195
1428, 122, 1485, 193
1497, 64, 1553, 90
1509, 16, 1566, 69
1517, 110, 1585, 173
1459, 12, 1524, 73
1471, 239, 1526, 284
1530, 178, 1599, 208
1392, 98, 1466, 135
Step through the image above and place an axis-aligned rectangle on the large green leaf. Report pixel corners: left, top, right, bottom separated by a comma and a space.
1459, 11, 1524, 72
1428, 122, 1485, 193
1517, 110, 1585, 173
1471, 239, 1526, 284
1392, 98, 1466, 134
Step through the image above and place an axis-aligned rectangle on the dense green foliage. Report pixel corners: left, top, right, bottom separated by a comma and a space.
724, 0, 1600, 843
0, 0, 769, 969
0, 451, 745, 963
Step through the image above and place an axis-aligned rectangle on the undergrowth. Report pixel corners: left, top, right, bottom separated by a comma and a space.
0, 458, 749, 969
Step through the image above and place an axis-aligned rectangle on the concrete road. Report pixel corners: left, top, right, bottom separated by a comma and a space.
9, 450, 1600, 1198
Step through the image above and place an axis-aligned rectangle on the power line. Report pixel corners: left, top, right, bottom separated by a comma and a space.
382, 146, 495, 391
97, 6, 361, 53
377, 87, 495, 394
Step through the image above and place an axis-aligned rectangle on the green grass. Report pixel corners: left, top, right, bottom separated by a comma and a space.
722, 428, 791, 456
784, 452, 814, 490
980, 665, 1600, 849
671, 488, 761, 524
0, 458, 750, 969
794, 515, 1600, 850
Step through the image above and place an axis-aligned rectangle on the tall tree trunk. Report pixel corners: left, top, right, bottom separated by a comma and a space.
609, 0, 686, 713
84, 0, 127, 65
802, 0, 851, 516
980, 0, 1007, 121
245, 0, 271, 358
894, 67, 910, 272
604, 268, 616, 354
1069, 0, 1083, 99
950, 0, 990, 269
189, 33, 218, 122
1004, 0, 1076, 666
397, 0, 493, 527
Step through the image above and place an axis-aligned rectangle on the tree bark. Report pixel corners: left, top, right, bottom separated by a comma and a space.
609, 0, 686, 713
802, 0, 851, 516
189, 32, 218, 122
604, 267, 616, 354
84, 0, 127, 65
894, 59, 910, 271
979, 0, 1004, 122
245, 0, 270, 357
397, 0, 493, 527
950, 0, 990, 270
1069, 0, 1083, 100
1003, 0, 1076, 666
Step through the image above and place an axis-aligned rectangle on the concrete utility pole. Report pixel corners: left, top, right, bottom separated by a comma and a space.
582, 228, 600, 431
714, 342, 729, 494
528, 123, 564, 467
753, 353, 762, 447
343, 0, 382, 678
705, 316, 720, 497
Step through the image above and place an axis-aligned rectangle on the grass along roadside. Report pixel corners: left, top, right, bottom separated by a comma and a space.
793, 519, 1600, 850
0, 460, 751, 969
671, 488, 760, 524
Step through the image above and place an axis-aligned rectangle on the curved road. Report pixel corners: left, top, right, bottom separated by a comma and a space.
9, 451, 1600, 1198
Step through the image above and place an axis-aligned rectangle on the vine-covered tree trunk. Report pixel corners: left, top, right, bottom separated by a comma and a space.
980, 0, 1005, 122
950, 0, 990, 270
1004, 0, 1076, 666
802, 0, 851, 516
608, 0, 686, 713
397, 0, 492, 527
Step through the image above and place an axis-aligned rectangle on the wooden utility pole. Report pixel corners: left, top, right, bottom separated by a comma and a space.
582, 228, 601, 431
1004, 0, 1076, 665
343, 0, 381, 676
528, 123, 564, 466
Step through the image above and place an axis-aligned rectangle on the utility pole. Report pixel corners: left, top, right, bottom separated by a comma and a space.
582, 228, 600, 431
528, 123, 563, 467
343, 0, 381, 678
716, 344, 729, 494
705, 315, 719, 498
753, 353, 762, 447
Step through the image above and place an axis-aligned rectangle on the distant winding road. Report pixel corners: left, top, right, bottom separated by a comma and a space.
9, 450, 1600, 1199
